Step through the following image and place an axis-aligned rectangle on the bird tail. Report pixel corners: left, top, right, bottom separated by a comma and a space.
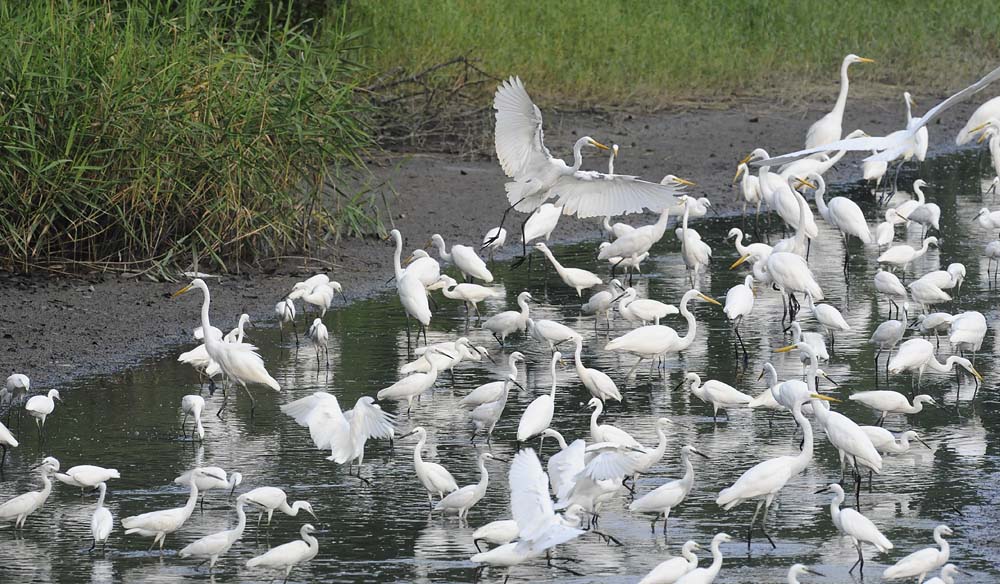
505, 180, 543, 211
715, 487, 739, 509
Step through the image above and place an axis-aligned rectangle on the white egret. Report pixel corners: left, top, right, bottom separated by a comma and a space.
986, 240, 1000, 283
789, 322, 829, 366
893, 179, 927, 222
571, 336, 622, 403
390, 230, 433, 345
678, 200, 713, 284
403, 249, 442, 291
957, 95, 1000, 143
770, 188, 813, 257
865, 154, 889, 195
882, 524, 952, 582
906, 200, 941, 236
820, 483, 893, 574
55, 464, 121, 493
740, 150, 819, 239
25, 389, 61, 439
2, 373, 29, 417
605, 290, 721, 379
246, 523, 319, 581
908, 279, 951, 312
629, 445, 707, 533
597, 208, 672, 269
916, 312, 954, 347
638, 539, 700, 584
618, 287, 679, 326
734, 162, 763, 224
528, 318, 580, 353
682, 373, 752, 422
919, 263, 966, 296
875, 209, 896, 248
506, 448, 585, 552
724, 274, 755, 362
307, 318, 329, 369
434, 452, 499, 520
290, 281, 344, 317
588, 397, 643, 449
522, 202, 562, 246
534, 242, 602, 296
540, 429, 585, 501
122, 467, 224, 550
675, 532, 733, 584
173, 279, 279, 415
90, 482, 113, 552
603, 215, 636, 240
482, 227, 507, 263
242, 486, 317, 527
0, 419, 17, 469
924, 564, 970, 584
727, 228, 772, 268
805, 293, 851, 351
180, 394, 206, 441
763, 251, 824, 323
179, 495, 247, 570
0, 456, 59, 528
461, 352, 525, 408
399, 426, 458, 506
870, 312, 907, 385
472, 519, 520, 551
749, 363, 782, 412
582, 279, 623, 330
377, 348, 450, 415
517, 352, 562, 444
274, 297, 297, 344
627, 417, 681, 489
174, 466, 242, 511
949, 310, 987, 356
887, 338, 982, 389
809, 172, 872, 271
805, 54, 875, 149
875, 269, 908, 319
482, 291, 532, 346
878, 236, 938, 275
430, 233, 493, 283
787, 564, 825, 584
281, 393, 395, 480
400, 337, 482, 377
850, 391, 935, 425
860, 427, 929, 455
469, 376, 516, 444
437, 275, 501, 322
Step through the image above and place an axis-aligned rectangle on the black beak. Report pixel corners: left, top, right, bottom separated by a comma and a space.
398, 429, 419, 440
692, 450, 710, 460
478, 347, 496, 364
339, 289, 348, 303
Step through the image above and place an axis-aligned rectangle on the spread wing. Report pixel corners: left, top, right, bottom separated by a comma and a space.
752, 135, 896, 168
549, 171, 685, 218
494, 76, 552, 181
509, 448, 557, 541
349, 396, 396, 441
280, 392, 349, 451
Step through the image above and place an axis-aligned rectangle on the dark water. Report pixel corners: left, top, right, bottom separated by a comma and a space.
1, 151, 999, 583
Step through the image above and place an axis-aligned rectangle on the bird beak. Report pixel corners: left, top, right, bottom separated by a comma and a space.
672, 379, 687, 392
969, 121, 992, 134
732, 166, 745, 184
857, 57, 876, 64
729, 254, 751, 270
511, 379, 527, 392
339, 289, 348, 303
692, 449, 710, 460
403, 255, 414, 266
915, 436, 932, 449
434, 349, 457, 360
589, 139, 610, 150
774, 345, 796, 353
610, 292, 628, 303
810, 393, 841, 403
738, 153, 753, 165
478, 348, 496, 364
814, 486, 830, 494
698, 294, 722, 306
756, 369, 765, 382
205, 472, 227, 483
491, 456, 510, 463
908, 95, 918, 107
230, 484, 238, 497
819, 372, 839, 387
398, 429, 419, 440
308, 509, 319, 520
672, 177, 696, 187
968, 367, 983, 382
978, 132, 989, 144
794, 177, 817, 190
806, 568, 826, 577
171, 284, 194, 298
957, 568, 974, 577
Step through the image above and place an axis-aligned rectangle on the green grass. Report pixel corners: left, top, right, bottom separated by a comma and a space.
0, 1, 376, 275
353, 0, 1000, 104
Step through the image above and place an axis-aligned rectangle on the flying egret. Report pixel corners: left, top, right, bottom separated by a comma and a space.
399, 426, 458, 507
887, 338, 982, 390
882, 525, 952, 582
242, 486, 317, 528
957, 95, 1000, 144
675, 532, 733, 584
582, 279, 624, 331
434, 452, 499, 520
281, 393, 395, 481
922, 564, 971, 584
805, 54, 875, 149
629, 445, 707, 533
55, 464, 121, 493
461, 352, 526, 408
180, 394, 205, 441
805, 293, 851, 352
437, 275, 501, 322
638, 540, 700, 584
390, 230, 434, 345
483, 291, 532, 346
819, 483, 893, 574
860, 427, 929, 455
430, 233, 493, 283
24, 389, 61, 440
724, 274, 755, 363
246, 523, 319, 582
517, 352, 563, 445
0, 456, 59, 528
179, 495, 248, 571
123, 467, 225, 550
172, 279, 280, 415
850, 391, 936, 425
588, 398, 643, 449
617, 287, 679, 326
90, 482, 113, 552
605, 290, 721, 380
787, 564, 825, 584
534, 242, 602, 296
528, 318, 581, 353
682, 373, 752, 422
571, 336, 622, 403
307, 318, 329, 370
482, 227, 507, 263
378, 348, 452, 415
506, 448, 586, 553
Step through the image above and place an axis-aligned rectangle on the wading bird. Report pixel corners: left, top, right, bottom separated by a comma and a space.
242, 486, 317, 528
90, 482, 113, 552
246, 523, 319, 582
818, 483, 893, 574
629, 445, 708, 533
400, 426, 458, 507
805, 54, 876, 149
0, 456, 60, 529
434, 452, 500, 520
179, 496, 248, 571
123, 468, 225, 550
882, 525, 952, 582
638, 539, 700, 584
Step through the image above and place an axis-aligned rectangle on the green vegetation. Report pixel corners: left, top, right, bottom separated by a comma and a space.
353, 0, 1000, 104
0, 1, 375, 275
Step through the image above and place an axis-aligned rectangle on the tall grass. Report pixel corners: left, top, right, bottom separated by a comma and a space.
353, 1, 1000, 104
0, 1, 375, 275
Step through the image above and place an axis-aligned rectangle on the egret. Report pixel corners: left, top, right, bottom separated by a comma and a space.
582, 279, 624, 331
122, 467, 224, 550
789, 322, 830, 367
482, 291, 532, 346
894, 179, 928, 221
923, 564, 971, 584
246, 523, 319, 582
986, 240, 1000, 284
55, 464, 121, 493
918, 263, 966, 297
25, 389, 61, 440
860, 427, 929, 455
517, 352, 562, 444
741, 150, 818, 239
770, 188, 813, 257
90, 482, 113, 552
434, 452, 499, 520
0, 456, 59, 528
180, 394, 206, 441
906, 200, 942, 237
870, 312, 908, 385
461, 352, 526, 408
727, 228, 772, 268
174, 466, 242, 511
403, 249, 442, 291
377, 348, 451, 415
724, 274, 754, 363
399, 426, 458, 506
493, 77, 685, 220
617, 287, 679, 325
505, 448, 585, 553
540, 429, 585, 500
668, 192, 710, 219
819, 483, 893, 574
875, 269, 908, 319
809, 172, 872, 271
949, 310, 987, 357
787, 564, 825, 584
603, 215, 636, 240
281, 393, 395, 481
597, 208, 672, 270
528, 318, 580, 353
179, 495, 247, 571
605, 290, 721, 380
908, 278, 952, 312
763, 252, 823, 323
957, 95, 1000, 144
675, 532, 733, 584
973, 206, 1000, 234
0, 419, 17, 470
571, 336, 622, 403
242, 486, 317, 528
629, 445, 707, 533
400, 337, 483, 377
307, 318, 329, 369
588, 398, 643, 449
472, 519, 519, 551
682, 373, 752, 422
805, 293, 851, 352
850, 391, 935, 425
390, 230, 433, 345
290, 280, 344, 317
2, 373, 29, 424
887, 338, 982, 390
882, 524, 952, 582
734, 162, 763, 226
875, 209, 897, 248
865, 154, 889, 196
638, 540, 700, 584
805, 54, 876, 149
430, 233, 493, 283
482, 227, 507, 263
274, 297, 297, 345
749, 363, 783, 412
627, 417, 683, 490
172, 279, 279, 415
678, 201, 712, 285
878, 236, 938, 276
437, 275, 501, 322
521, 202, 562, 252
915, 312, 954, 348
534, 242, 602, 296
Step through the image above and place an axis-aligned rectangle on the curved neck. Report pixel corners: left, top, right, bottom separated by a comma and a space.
518, 297, 531, 319
303, 532, 319, 550
549, 430, 568, 450
589, 405, 602, 435
680, 452, 695, 488
792, 404, 814, 468
571, 139, 587, 172
793, 193, 809, 244
392, 234, 404, 279
913, 185, 925, 203
678, 294, 698, 350
832, 59, 852, 122
433, 238, 451, 262
764, 364, 778, 387
652, 209, 671, 239
733, 230, 747, 255
184, 481, 199, 515
708, 538, 725, 575
477, 460, 490, 492
540, 247, 564, 274
38, 472, 53, 502
549, 361, 558, 398
234, 502, 247, 533
934, 531, 949, 554
197, 285, 215, 351
829, 490, 844, 523
813, 184, 829, 217
96, 485, 107, 507
413, 437, 426, 466
683, 546, 699, 567
508, 357, 520, 380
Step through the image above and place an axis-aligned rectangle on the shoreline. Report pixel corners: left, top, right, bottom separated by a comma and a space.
0, 95, 983, 390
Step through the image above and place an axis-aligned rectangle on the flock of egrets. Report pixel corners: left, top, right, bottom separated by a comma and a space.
3, 55, 1000, 583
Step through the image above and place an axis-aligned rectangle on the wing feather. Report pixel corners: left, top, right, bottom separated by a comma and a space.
509, 449, 556, 540
494, 77, 551, 181
549, 172, 685, 218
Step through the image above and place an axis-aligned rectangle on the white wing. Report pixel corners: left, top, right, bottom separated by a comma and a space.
509, 449, 557, 540
583, 443, 640, 481
547, 439, 586, 500
548, 171, 685, 218
494, 77, 552, 181
753, 135, 896, 167
280, 392, 336, 426
349, 396, 396, 441
280, 392, 349, 452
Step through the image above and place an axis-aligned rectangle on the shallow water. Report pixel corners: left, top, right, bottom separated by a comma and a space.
1, 150, 1000, 583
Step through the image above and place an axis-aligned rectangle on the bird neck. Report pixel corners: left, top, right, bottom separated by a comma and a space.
518, 297, 531, 319
413, 438, 425, 466
828, 491, 843, 522
708, 539, 725, 573
197, 285, 215, 351
549, 430, 568, 450
589, 406, 601, 434
680, 453, 695, 487
477, 461, 490, 491
652, 208, 671, 238
793, 405, 814, 464
392, 234, 404, 279
571, 138, 587, 172
813, 183, 828, 216
235, 503, 247, 532
678, 295, 698, 350
184, 481, 200, 514
541, 247, 563, 273
934, 531, 949, 554
303, 532, 318, 550
832, 58, 852, 122
683, 547, 699, 567
38, 472, 53, 501
96, 485, 107, 508
433, 238, 451, 262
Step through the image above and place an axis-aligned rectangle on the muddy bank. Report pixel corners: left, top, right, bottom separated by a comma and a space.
0, 96, 982, 389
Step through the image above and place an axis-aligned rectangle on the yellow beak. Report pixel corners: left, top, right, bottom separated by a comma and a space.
732, 166, 746, 184
795, 177, 817, 190
699, 293, 722, 306
729, 254, 751, 270
971, 367, 984, 382
978, 132, 990, 144
403, 255, 414, 266
810, 393, 842, 403
673, 177, 697, 187
589, 139, 610, 150
774, 344, 797, 353
738, 153, 753, 165
171, 284, 194, 298
857, 57, 876, 64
